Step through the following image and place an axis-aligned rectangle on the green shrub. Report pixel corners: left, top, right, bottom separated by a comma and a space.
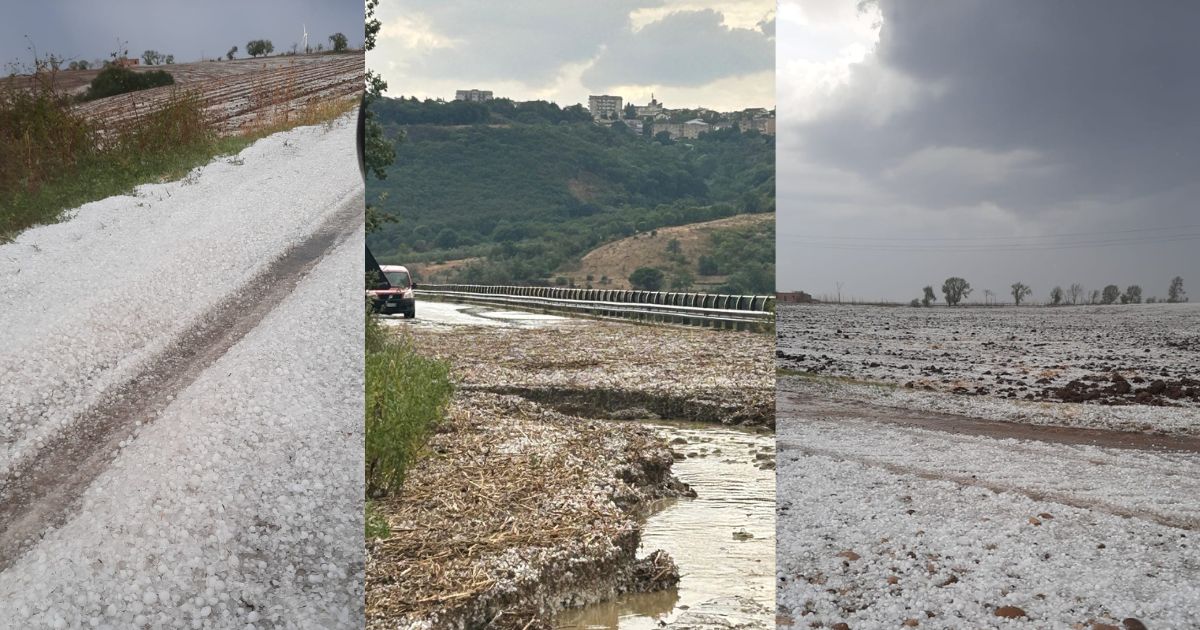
82, 66, 175, 101
365, 314, 453, 497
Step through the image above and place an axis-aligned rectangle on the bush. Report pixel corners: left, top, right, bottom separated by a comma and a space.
82, 66, 175, 101
629, 267, 664, 291
329, 32, 349, 52
365, 314, 453, 497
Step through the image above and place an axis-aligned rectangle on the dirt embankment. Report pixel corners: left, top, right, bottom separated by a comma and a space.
366, 393, 687, 629
367, 320, 773, 628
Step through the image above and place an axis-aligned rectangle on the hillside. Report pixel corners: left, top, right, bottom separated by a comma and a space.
366, 98, 774, 290
557, 213, 774, 293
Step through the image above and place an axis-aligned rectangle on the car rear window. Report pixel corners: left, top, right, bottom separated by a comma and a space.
384, 270, 410, 287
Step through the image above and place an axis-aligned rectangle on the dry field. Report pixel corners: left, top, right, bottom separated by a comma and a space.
779, 303, 1200, 410
25, 53, 364, 136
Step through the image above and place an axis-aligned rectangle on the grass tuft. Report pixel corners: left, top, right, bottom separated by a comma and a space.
365, 311, 454, 498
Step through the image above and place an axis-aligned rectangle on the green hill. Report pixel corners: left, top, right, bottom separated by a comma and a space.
366, 98, 774, 289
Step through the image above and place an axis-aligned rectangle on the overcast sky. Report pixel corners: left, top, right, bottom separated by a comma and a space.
2, 0, 361, 69
777, 0, 1200, 303
370, 0, 775, 111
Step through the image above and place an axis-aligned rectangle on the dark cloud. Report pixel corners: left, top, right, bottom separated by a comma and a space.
582, 9, 774, 90
779, 0, 1200, 299
397, 0, 652, 85
3, 0, 362, 67
801, 0, 1200, 213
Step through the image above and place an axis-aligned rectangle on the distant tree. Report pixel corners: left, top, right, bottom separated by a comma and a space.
1101, 284, 1121, 304
942, 277, 972, 306
67, 61, 80, 70
670, 269, 694, 290
697, 255, 719, 275
922, 285, 936, 307
1147, 296, 1158, 304
1011, 282, 1032, 306
164, 54, 174, 64
653, 130, 673, 145
141, 50, 162, 65
666, 238, 681, 254
434, 228, 459, 249
610, 119, 628, 133
290, 43, 299, 55
623, 102, 637, 119
1068, 283, 1083, 305
1122, 285, 1142, 304
629, 267, 665, 291
910, 298, 922, 307
246, 39, 274, 57
316, 43, 324, 52
1089, 289, 1101, 304
226, 46, 238, 60
1050, 286, 1064, 306
1168, 276, 1187, 303
77, 60, 91, 70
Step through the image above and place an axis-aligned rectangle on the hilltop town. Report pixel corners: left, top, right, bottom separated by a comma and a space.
455, 88, 775, 139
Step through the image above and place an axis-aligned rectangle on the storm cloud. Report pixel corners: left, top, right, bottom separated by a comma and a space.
778, 0, 1200, 302
581, 9, 773, 90
371, 0, 775, 110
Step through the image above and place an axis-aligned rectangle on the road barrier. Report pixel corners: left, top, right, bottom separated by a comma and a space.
416, 284, 775, 332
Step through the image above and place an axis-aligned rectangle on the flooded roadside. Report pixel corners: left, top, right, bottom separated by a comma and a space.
557, 421, 776, 629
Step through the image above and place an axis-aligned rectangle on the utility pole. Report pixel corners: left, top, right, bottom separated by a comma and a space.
836, 281, 844, 304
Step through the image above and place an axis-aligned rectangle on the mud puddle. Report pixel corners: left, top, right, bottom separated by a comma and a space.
783, 392, 1200, 453
556, 421, 775, 629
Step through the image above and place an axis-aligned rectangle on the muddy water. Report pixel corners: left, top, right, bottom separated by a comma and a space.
557, 421, 775, 629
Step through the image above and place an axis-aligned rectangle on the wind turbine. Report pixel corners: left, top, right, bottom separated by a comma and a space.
302, 24, 308, 54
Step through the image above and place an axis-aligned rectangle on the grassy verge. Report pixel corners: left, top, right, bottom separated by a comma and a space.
1, 67, 357, 241
364, 312, 454, 502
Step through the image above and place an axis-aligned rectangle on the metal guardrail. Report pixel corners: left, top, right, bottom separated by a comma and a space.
416, 284, 775, 332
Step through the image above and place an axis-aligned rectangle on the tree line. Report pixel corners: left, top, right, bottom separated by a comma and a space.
909, 276, 1187, 306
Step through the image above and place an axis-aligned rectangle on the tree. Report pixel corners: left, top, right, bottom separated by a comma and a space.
328, 32, 349, 52
1010, 282, 1031, 306
1122, 285, 1142, 304
364, 0, 398, 234
226, 46, 238, 61
434, 228, 459, 249
1050, 286, 1064, 306
922, 285, 936, 307
910, 298, 922, 307
1168, 276, 1187, 303
670, 269, 694, 290
698, 255, 718, 275
1068, 283, 1083, 305
247, 39, 274, 57
1089, 289, 1101, 304
666, 238, 681, 254
623, 102, 637, 119
942, 277, 972, 306
141, 50, 161, 65
164, 54, 174, 64
629, 267, 665, 291
1101, 284, 1120, 304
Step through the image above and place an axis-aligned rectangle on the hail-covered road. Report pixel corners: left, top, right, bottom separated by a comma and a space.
0, 117, 363, 627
